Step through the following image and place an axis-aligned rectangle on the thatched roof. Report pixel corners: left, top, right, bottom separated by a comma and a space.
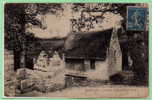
25, 38, 65, 60
64, 29, 113, 60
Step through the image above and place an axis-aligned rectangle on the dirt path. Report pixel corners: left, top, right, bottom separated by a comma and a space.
17, 85, 148, 98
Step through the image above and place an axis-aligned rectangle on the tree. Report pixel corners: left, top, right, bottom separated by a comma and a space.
5, 4, 26, 70
5, 3, 63, 70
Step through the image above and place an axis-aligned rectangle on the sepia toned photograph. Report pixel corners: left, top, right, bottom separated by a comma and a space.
4, 3, 149, 98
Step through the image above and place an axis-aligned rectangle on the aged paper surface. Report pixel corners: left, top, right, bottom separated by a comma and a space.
4, 3, 148, 98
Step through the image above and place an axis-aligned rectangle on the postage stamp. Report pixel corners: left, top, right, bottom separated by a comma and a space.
127, 6, 147, 31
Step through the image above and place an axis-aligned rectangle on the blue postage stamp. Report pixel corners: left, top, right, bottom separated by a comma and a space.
127, 6, 147, 31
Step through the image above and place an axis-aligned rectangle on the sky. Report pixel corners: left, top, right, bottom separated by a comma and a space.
26, 4, 123, 39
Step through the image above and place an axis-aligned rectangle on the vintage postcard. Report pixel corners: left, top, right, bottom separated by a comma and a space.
4, 3, 149, 98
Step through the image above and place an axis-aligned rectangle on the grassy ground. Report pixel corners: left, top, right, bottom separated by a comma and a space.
16, 84, 148, 98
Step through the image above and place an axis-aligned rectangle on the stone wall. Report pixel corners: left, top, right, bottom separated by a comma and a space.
4, 50, 16, 96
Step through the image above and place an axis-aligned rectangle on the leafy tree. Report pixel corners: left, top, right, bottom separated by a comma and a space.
5, 3, 63, 70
